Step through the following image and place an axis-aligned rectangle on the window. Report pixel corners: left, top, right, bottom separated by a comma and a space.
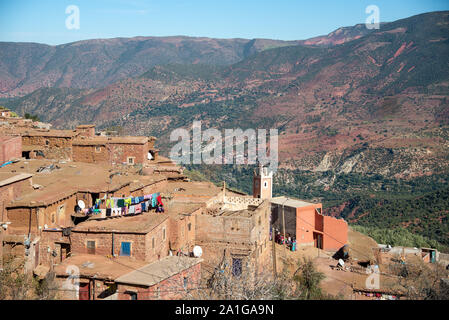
232, 258, 242, 277
87, 241, 95, 254
119, 242, 131, 257
95, 146, 102, 153
152, 237, 155, 249
57, 204, 65, 218
188, 223, 191, 232
162, 228, 166, 241
127, 157, 135, 165
263, 181, 268, 188
125, 291, 137, 300
51, 213, 55, 224
183, 277, 188, 289
45, 140, 49, 146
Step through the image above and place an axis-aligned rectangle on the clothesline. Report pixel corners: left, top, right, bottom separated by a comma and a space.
79, 192, 164, 219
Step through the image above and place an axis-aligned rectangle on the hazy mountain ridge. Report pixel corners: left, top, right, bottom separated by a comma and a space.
3, 11, 449, 247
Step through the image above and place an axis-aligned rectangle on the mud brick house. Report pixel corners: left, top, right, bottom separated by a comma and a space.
21, 129, 80, 160
114, 256, 202, 300
75, 125, 96, 138
164, 202, 204, 255
0, 159, 171, 271
72, 136, 156, 166
53, 254, 202, 300
0, 135, 22, 164
40, 213, 169, 266
271, 196, 348, 251
0, 172, 33, 269
0, 117, 35, 130
0, 224, 3, 268
196, 196, 272, 279
0, 172, 34, 229
0, 107, 13, 118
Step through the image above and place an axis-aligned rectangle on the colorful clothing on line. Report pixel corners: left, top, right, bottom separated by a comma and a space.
156, 195, 163, 206
151, 195, 157, 207
117, 199, 125, 208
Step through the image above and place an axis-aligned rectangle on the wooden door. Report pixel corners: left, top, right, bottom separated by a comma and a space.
79, 283, 90, 300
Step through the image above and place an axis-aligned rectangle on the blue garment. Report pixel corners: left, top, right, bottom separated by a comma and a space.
0, 161, 12, 168
151, 194, 157, 207
141, 202, 146, 212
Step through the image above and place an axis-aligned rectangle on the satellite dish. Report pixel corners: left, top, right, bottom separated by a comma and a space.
78, 200, 85, 209
193, 246, 203, 258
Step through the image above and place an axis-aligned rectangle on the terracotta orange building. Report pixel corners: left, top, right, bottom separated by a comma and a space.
270, 196, 348, 251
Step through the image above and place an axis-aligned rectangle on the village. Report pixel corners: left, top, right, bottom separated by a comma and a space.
0, 107, 448, 300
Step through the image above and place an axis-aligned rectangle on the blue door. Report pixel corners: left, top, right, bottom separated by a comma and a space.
120, 242, 131, 256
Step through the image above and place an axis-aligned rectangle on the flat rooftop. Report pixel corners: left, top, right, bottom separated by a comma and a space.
22, 129, 79, 138
115, 256, 202, 287
271, 196, 318, 208
0, 135, 20, 143
160, 181, 222, 200
54, 254, 147, 280
0, 159, 165, 207
0, 172, 32, 187
74, 213, 168, 234
164, 201, 205, 220
73, 136, 149, 145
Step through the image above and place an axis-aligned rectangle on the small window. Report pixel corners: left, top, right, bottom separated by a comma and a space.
183, 277, 188, 289
188, 223, 191, 232
51, 213, 55, 224
95, 146, 102, 153
120, 242, 131, 257
152, 237, 155, 249
263, 181, 268, 188
45, 140, 49, 146
58, 204, 65, 216
232, 258, 242, 277
127, 157, 135, 165
87, 241, 95, 254
125, 291, 137, 300
163, 228, 166, 241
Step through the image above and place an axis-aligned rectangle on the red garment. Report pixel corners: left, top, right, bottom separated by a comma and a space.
157, 195, 163, 206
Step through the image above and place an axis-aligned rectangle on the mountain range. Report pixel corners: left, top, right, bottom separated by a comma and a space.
1, 11, 449, 249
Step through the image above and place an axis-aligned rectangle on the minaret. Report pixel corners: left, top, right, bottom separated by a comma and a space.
252, 163, 273, 199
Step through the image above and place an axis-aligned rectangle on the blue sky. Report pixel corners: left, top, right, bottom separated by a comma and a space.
0, 0, 448, 45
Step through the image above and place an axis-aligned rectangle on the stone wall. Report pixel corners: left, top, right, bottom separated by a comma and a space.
22, 135, 73, 160
0, 176, 32, 222
0, 136, 22, 163
73, 144, 109, 164
116, 263, 201, 300
195, 200, 271, 280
